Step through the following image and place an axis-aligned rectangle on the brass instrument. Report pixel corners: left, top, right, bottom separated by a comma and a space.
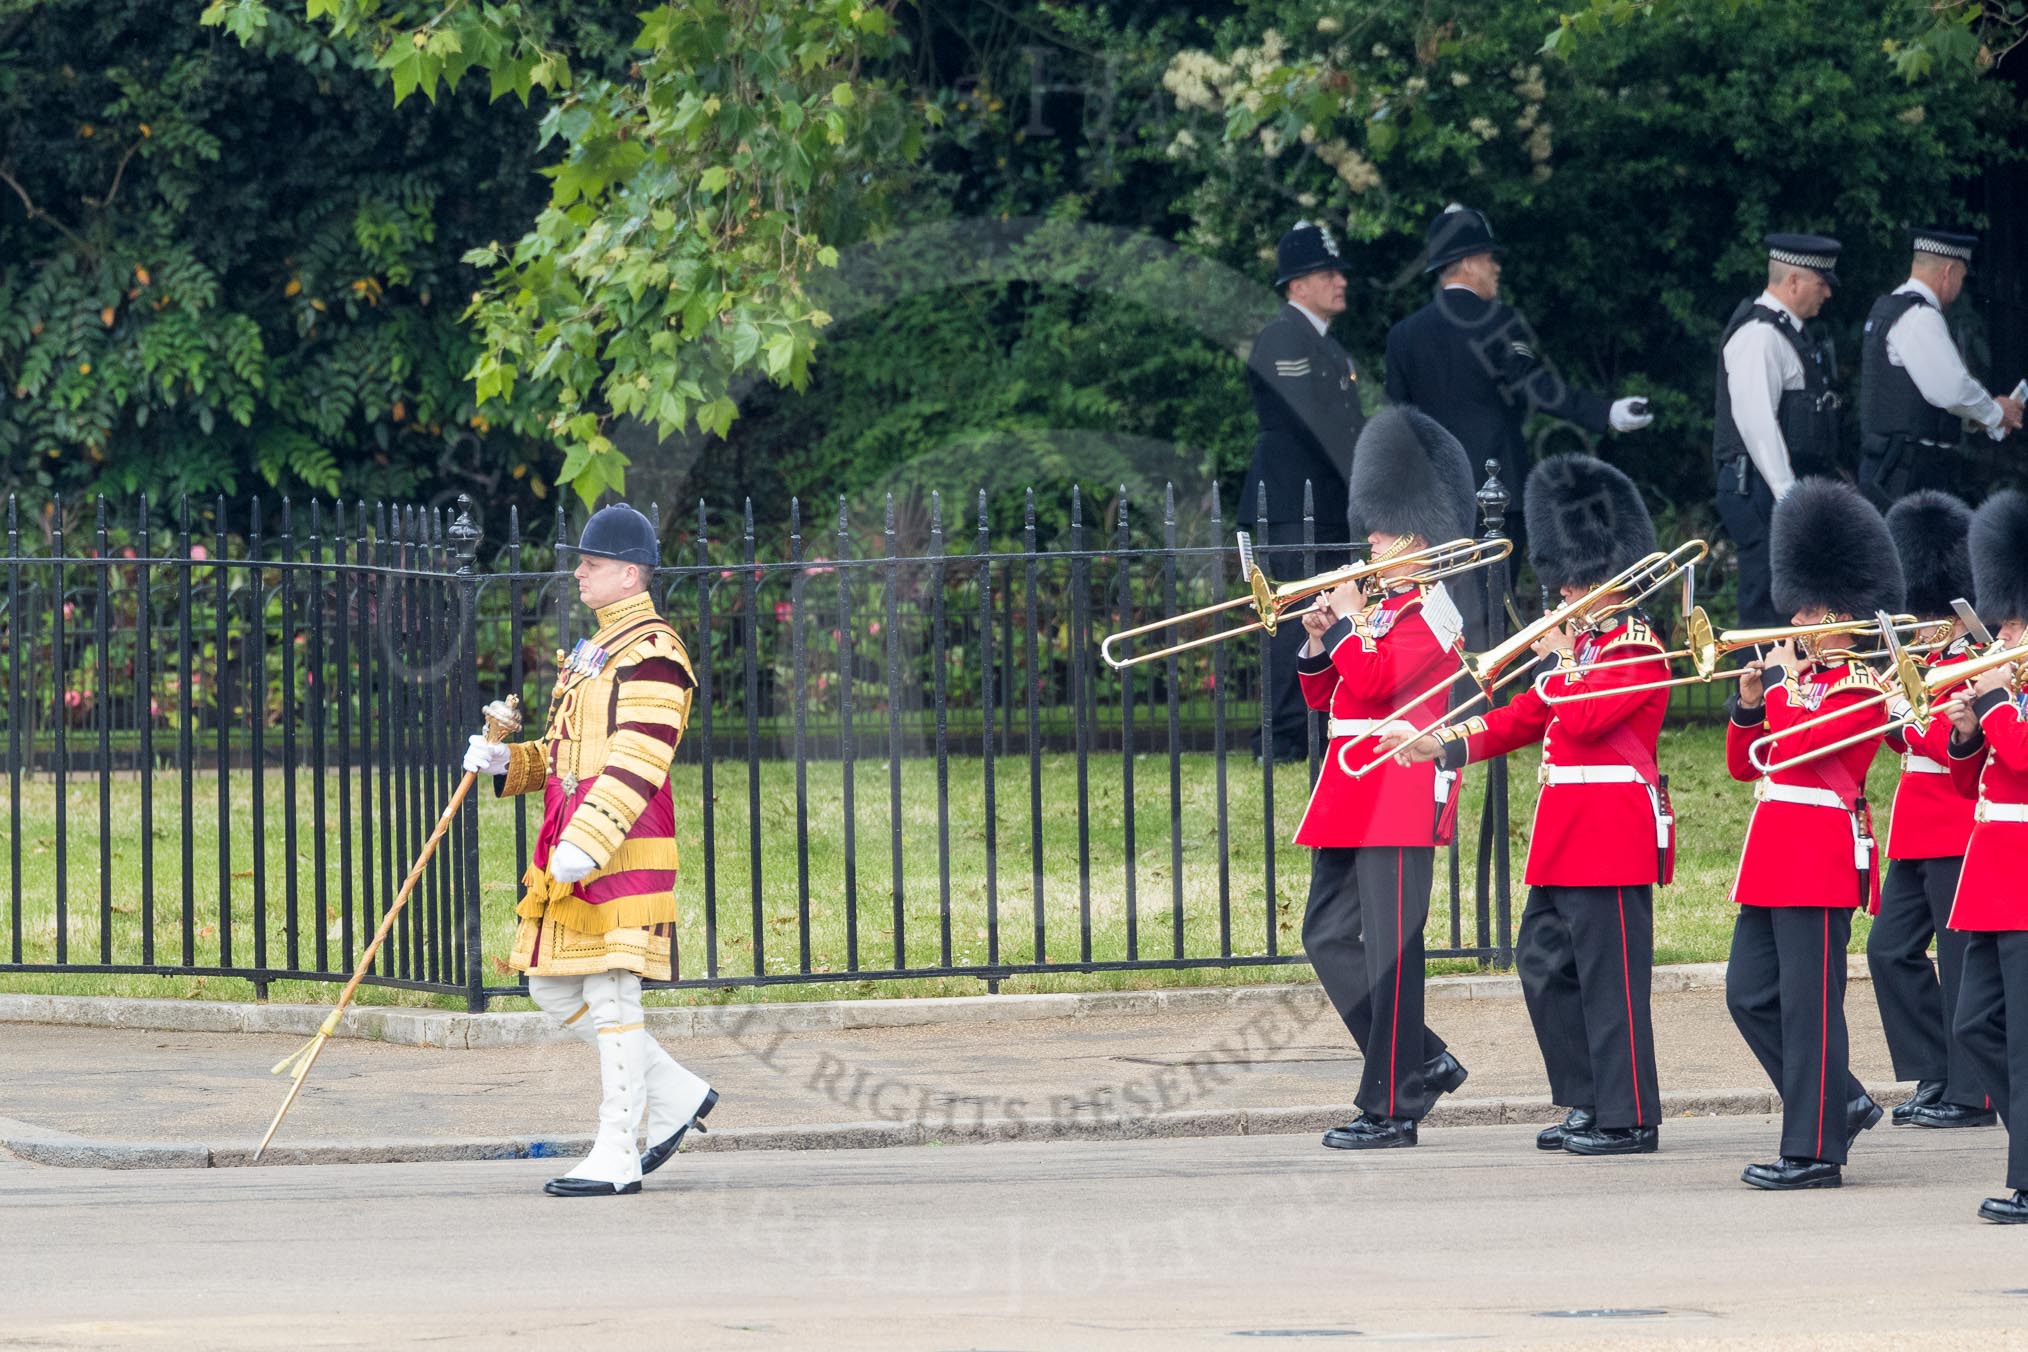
1534, 611, 1929, 706
1099, 532, 1512, 671
1748, 611, 2023, 775
1338, 540, 1709, 779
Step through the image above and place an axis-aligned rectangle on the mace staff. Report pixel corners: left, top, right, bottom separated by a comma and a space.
252, 694, 524, 1162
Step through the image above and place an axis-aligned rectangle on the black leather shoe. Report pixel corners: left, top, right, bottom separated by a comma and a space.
1537, 1106, 1596, 1151
1742, 1157, 1842, 1190
1892, 1079, 1946, 1125
543, 1176, 644, 1198
1563, 1125, 1659, 1156
1978, 1190, 2028, 1224
1322, 1114, 1418, 1150
640, 1088, 718, 1176
1907, 1101, 1999, 1129
1846, 1094, 1884, 1152
1424, 1051, 1469, 1098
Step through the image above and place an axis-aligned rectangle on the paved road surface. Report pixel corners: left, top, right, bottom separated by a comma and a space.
4, 1116, 2025, 1351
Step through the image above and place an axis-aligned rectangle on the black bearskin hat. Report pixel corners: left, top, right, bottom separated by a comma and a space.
1347, 406, 1477, 546
1524, 454, 1657, 593
1886, 490, 1974, 619
1769, 477, 1905, 619
1971, 489, 2028, 627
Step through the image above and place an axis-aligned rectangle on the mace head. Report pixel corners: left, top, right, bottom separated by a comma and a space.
480, 694, 524, 743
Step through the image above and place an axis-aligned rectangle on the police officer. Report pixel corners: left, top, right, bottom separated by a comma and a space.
1241, 219, 1365, 762
1714, 234, 1844, 628
1857, 228, 2024, 506
1385, 203, 1652, 565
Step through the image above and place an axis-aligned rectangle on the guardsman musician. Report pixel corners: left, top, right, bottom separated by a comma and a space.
1869, 491, 1995, 1129
1387, 455, 1670, 1156
1938, 488, 2028, 1225
1295, 406, 1476, 1150
1713, 234, 1844, 627
462, 503, 717, 1197
1857, 228, 2023, 506
1724, 478, 1904, 1190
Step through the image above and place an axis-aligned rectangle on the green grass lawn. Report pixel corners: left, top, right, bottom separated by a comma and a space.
0, 725, 1893, 1009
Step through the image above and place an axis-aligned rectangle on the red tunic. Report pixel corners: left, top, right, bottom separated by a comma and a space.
1726, 663, 1887, 910
1442, 616, 1670, 886
1949, 691, 2028, 932
1293, 584, 1463, 848
1883, 639, 1977, 860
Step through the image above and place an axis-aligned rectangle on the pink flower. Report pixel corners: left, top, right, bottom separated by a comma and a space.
149, 699, 160, 717
868, 620, 881, 636
62, 690, 82, 709
61, 602, 74, 621
294, 634, 307, 646
774, 601, 793, 623
189, 545, 208, 561
120, 547, 136, 560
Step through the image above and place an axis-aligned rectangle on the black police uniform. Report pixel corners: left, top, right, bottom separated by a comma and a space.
1385, 207, 1612, 647
1240, 223, 1364, 760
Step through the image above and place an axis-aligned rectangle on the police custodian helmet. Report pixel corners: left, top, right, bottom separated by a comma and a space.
559, 503, 660, 567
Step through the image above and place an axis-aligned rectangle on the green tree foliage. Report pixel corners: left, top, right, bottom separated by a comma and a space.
208, 0, 930, 507
0, 0, 587, 510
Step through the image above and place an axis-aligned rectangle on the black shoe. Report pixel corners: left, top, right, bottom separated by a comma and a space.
1537, 1106, 1597, 1152
1563, 1125, 1659, 1157
640, 1088, 718, 1176
1742, 1157, 1842, 1191
1978, 1190, 2028, 1224
543, 1176, 644, 1198
1892, 1079, 1946, 1125
1846, 1094, 1884, 1152
1907, 1101, 1999, 1130
1424, 1051, 1469, 1098
1322, 1114, 1418, 1150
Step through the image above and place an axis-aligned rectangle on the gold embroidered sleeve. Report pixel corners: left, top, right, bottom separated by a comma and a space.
497, 739, 549, 797
559, 641, 695, 863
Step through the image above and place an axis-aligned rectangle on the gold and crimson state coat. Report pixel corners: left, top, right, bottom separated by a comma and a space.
496, 591, 696, 979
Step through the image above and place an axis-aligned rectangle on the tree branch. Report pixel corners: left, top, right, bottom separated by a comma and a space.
81, 140, 142, 211
0, 164, 90, 253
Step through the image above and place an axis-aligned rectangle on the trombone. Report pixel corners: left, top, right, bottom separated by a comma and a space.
1748, 610, 2021, 775
1338, 539, 1709, 779
1532, 611, 1927, 706
1099, 532, 1512, 671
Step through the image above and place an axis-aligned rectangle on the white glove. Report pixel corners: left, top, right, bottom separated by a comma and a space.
462, 734, 510, 776
1609, 396, 1653, 433
549, 841, 597, 884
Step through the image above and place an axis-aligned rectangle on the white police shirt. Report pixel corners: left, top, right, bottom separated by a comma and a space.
1721, 290, 1807, 500
1883, 277, 2002, 430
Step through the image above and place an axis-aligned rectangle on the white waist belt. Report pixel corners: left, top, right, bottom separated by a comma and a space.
1901, 753, 1949, 775
1976, 800, 2028, 824
1539, 764, 1648, 787
1754, 780, 1847, 810
1327, 718, 1384, 740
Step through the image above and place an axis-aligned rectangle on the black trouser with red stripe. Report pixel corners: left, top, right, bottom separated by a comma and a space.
1304, 845, 1446, 1121
1953, 930, 2028, 1191
1518, 884, 1661, 1131
1726, 905, 1869, 1163
1868, 855, 1986, 1108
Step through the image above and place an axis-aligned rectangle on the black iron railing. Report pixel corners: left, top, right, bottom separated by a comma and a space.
0, 469, 1622, 1007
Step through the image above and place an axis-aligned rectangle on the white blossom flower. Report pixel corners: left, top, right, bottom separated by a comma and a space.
1317, 16, 1342, 34
1450, 71, 1472, 87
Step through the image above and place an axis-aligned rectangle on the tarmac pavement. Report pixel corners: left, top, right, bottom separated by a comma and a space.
0, 963, 1996, 1170
2, 1119, 2025, 1351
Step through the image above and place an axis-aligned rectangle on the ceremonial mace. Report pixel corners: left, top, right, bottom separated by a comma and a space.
252, 694, 523, 1162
